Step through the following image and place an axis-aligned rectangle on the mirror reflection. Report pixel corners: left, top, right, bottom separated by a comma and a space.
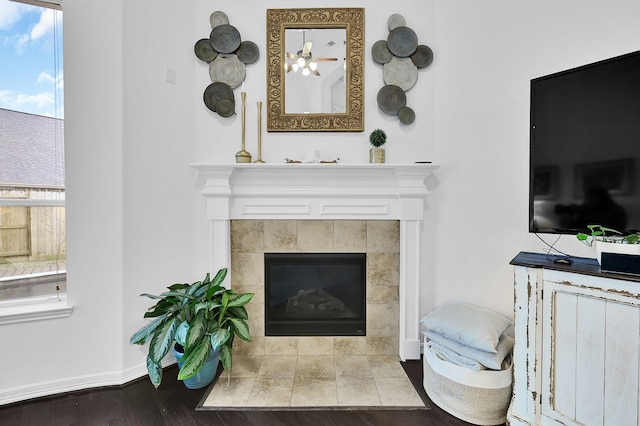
284, 28, 346, 114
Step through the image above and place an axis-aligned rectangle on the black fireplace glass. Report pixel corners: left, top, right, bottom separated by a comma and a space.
264, 253, 366, 336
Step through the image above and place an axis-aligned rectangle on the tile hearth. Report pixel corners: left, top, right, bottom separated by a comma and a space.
200, 354, 426, 409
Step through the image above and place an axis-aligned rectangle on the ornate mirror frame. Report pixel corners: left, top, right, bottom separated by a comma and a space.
266, 8, 365, 132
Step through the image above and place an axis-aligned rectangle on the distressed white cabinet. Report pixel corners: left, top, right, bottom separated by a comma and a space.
508, 252, 640, 426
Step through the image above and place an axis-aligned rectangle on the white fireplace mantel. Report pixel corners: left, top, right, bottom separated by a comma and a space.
191, 163, 439, 360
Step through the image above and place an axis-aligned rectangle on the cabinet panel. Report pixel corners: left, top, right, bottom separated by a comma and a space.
552, 291, 577, 419
604, 302, 639, 425
543, 280, 640, 426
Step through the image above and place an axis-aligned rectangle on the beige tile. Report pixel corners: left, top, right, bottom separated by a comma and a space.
336, 377, 381, 406
366, 336, 398, 356
203, 377, 256, 407
367, 253, 400, 286
231, 220, 265, 253
265, 336, 298, 355
230, 355, 263, 378
243, 301, 265, 337
298, 220, 333, 252
231, 253, 264, 287
257, 355, 298, 378
297, 336, 334, 355
368, 356, 406, 378
334, 220, 367, 252
334, 336, 367, 355
295, 355, 335, 380
375, 377, 425, 406
246, 377, 294, 407
264, 220, 298, 251
366, 221, 400, 253
233, 336, 265, 356
367, 285, 399, 304
291, 377, 338, 407
334, 355, 372, 378
367, 304, 399, 337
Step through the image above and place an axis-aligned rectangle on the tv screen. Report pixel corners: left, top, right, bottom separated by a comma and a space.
530, 50, 640, 235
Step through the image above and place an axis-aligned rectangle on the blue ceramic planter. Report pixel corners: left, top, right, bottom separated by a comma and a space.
172, 344, 220, 389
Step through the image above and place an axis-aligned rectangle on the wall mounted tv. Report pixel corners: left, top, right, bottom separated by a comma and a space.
529, 49, 640, 235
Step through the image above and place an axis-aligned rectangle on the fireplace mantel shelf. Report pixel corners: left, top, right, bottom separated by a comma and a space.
191, 163, 439, 221
191, 162, 439, 361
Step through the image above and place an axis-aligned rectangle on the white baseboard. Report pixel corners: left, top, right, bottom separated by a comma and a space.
0, 359, 175, 406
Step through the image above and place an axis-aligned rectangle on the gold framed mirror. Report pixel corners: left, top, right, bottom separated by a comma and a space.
266, 8, 364, 132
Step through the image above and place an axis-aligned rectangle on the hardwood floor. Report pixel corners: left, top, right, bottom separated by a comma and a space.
0, 360, 495, 426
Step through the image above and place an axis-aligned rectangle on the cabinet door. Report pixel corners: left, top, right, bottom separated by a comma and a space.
542, 280, 640, 426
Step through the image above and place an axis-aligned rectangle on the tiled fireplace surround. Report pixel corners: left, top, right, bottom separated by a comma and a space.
192, 163, 438, 361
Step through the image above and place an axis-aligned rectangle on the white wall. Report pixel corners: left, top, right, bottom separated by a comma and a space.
1, 0, 639, 404
430, 0, 640, 318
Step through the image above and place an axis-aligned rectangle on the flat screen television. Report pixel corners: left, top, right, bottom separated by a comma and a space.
529, 49, 640, 235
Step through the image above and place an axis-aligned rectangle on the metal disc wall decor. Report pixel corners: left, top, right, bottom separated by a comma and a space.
209, 11, 229, 28
372, 40, 393, 65
236, 41, 259, 64
194, 11, 260, 119
209, 24, 241, 54
377, 85, 406, 115
203, 81, 235, 114
194, 38, 218, 62
387, 26, 418, 58
383, 56, 418, 91
373, 13, 434, 125
411, 45, 434, 69
209, 54, 245, 88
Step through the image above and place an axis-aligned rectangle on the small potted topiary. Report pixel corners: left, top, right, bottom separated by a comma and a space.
369, 128, 387, 163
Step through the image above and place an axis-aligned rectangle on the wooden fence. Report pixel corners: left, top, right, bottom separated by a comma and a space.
0, 187, 66, 262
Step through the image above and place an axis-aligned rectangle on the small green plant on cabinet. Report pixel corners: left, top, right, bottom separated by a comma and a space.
130, 268, 253, 388
369, 128, 387, 148
576, 224, 640, 246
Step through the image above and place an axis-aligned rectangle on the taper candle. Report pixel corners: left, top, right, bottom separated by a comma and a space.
235, 91, 252, 163
254, 100, 265, 163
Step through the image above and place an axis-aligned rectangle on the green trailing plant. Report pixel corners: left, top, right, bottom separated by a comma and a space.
576, 224, 640, 247
130, 268, 253, 388
369, 128, 387, 148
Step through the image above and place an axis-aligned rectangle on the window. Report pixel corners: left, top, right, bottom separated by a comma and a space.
0, 0, 69, 322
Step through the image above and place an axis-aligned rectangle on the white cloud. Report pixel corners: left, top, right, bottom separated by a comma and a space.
38, 71, 56, 84
31, 8, 56, 41
16, 91, 54, 108
0, 2, 26, 31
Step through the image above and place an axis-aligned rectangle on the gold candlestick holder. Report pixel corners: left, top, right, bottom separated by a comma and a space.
254, 100, 265, 163
235, 91, 252, 163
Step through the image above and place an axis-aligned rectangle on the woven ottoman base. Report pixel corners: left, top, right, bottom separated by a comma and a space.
423, 349, 512, 426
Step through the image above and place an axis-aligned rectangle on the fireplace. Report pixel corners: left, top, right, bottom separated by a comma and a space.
264, 253, 366, 336
191, 163, 438, 360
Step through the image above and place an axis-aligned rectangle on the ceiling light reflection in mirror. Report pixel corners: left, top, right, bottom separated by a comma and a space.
284, 28, 346, 114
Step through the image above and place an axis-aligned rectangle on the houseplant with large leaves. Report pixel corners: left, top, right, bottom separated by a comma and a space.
130, 268, 253, 388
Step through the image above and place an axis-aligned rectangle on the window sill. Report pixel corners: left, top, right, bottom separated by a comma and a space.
0, 294, 73, 325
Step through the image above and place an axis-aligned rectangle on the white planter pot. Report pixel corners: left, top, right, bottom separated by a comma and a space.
595, 240, 640, 265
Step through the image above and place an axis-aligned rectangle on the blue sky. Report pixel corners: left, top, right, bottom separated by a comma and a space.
0, 1, 63, 118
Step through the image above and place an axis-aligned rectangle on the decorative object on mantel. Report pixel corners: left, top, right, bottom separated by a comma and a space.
195, 11, 260, 119
235, 92, 252, 163
369, 128, 387, 163
372, 14, 434, 125
253, 100, 265, 163
284, 157, 340, 164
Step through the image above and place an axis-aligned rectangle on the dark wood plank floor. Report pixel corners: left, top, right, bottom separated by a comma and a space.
0, 360, 498, 426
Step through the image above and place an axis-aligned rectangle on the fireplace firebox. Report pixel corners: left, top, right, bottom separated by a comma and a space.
264, 253, 366, 336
